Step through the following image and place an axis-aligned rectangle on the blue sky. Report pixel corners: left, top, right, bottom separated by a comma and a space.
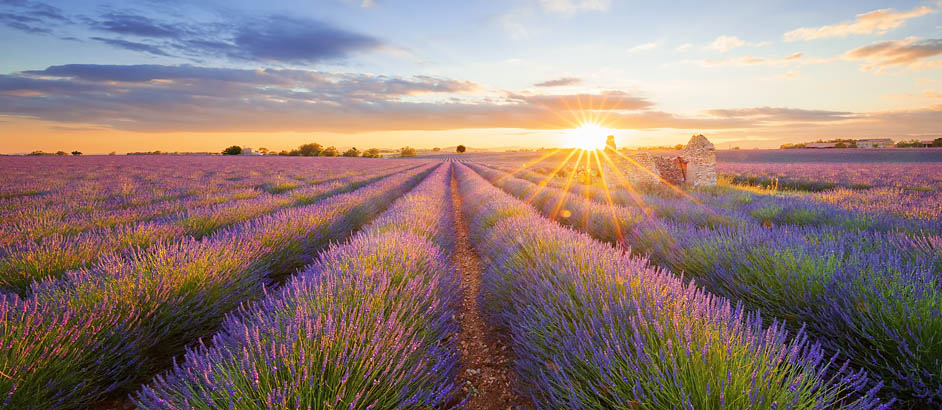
0, 0, 940, 152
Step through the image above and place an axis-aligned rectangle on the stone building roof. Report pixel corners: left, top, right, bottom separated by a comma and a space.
684, 134, 714, 152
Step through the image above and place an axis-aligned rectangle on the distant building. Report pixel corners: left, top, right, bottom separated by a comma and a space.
805, 142, 837, 149
857, 138, 893, 148
240, 147, 261, 155
920, 140, 934, 147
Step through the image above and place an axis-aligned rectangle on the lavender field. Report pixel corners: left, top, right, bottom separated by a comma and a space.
1, 152, 939, 409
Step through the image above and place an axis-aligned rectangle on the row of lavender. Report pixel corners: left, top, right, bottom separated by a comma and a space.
488, 162, 941, 273
0, 163, 420, 294
0, 164, 434, 409
134, 164, 463, 408
495, 160, 941, 234
468, 162, 941, 407
1, 156, 344, 223
454, 164, 885, 408
719, 161, 942, 222
0, 158, 412, 246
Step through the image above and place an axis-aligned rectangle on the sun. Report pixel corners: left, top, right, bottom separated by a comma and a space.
565, 121, 611, 150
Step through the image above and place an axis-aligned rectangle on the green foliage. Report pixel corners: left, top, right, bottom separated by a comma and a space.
362, 148, 381, 158
400, 146, 417, 157
221, 145, 242, 155
342, 147, 360, 157
320, 146, 338, 157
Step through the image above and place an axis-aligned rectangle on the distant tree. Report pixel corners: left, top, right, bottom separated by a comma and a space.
732, 147, 741, 150
257, 147, 270, 155
362, 148, 381, 158
71, 151, 82, 155
432, 147, 441, 152
933, 138, 942, 147
456, 145, 466, 153
278, 150, 290, 156
28, 150, 47, 156
895, 140, 923, 148
55, 150, 67, 156
400, 146, 417, 157
108, 151, 116, 156
321, 146, 338, 157
298, 143, 322, 157
342, 147, 360, 157
222, 145, 242, 155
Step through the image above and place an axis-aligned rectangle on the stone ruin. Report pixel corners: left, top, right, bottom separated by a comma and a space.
566, 134, 717, 187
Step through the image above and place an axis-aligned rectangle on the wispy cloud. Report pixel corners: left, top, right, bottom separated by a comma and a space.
703, 106, 858, 122
784, 6, 934, 41
675, 43, 692, 52
0, 0, 69, 34
844, 37, 942, 72
533, 77, 582, 87
699, 52, 804, 67
538, 0, 610, 13
627, 41, 658, 53
706, 35, 746, 52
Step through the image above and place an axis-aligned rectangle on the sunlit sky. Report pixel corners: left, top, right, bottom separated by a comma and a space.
1, 0, 940, 153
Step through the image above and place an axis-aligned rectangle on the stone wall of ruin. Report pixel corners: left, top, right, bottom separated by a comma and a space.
603, 134, 717, 187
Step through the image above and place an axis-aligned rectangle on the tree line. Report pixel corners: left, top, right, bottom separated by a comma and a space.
223, 143, 471, 157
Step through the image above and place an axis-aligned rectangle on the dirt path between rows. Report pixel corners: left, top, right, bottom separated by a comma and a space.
450, 173, 526, 409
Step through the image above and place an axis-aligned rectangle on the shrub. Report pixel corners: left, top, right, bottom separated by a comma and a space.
71, 151, 82, 156
342, 147, 360, 157
400, 146, 417, 157
222, 146, 242, 155
456, 145, 466, 153
320, 146, 338, 157
362, 148, 381, 158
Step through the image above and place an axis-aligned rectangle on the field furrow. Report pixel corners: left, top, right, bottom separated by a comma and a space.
0, 164, 434, 409
453, 163, 884, 409
134, 163, 463, 409
0, 163, 424, 293
468, 161, 941, 407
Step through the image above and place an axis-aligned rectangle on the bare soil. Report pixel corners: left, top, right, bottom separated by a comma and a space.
450, 174, 527, 409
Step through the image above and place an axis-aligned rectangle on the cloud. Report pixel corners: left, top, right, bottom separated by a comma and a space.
0, 0, 69, 34
91, 11, 183, 38
227, 16, 381, 64
702, 106, 858, 122
706, 35, 746, 52
534, 77, 582, 87
91, 37, 172, 57
506, 90, 654, 111
4, 5, 385, 65
628, 41, 658, 53
675, 43, 692, 52
0, 63, 757, 133
538, 0, 610, 13
844, 37, 942, 71
785, 6, 934, 41
699, 52, 804, 67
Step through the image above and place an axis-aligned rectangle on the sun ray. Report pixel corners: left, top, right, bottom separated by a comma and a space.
526, 149, 579, 205
495, 148, 563, 185
591, 150, 625, 244
597, 150, 654, 217
581, 149, 593, 231
605, 148, 706, 206
551, 149, 585, 220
